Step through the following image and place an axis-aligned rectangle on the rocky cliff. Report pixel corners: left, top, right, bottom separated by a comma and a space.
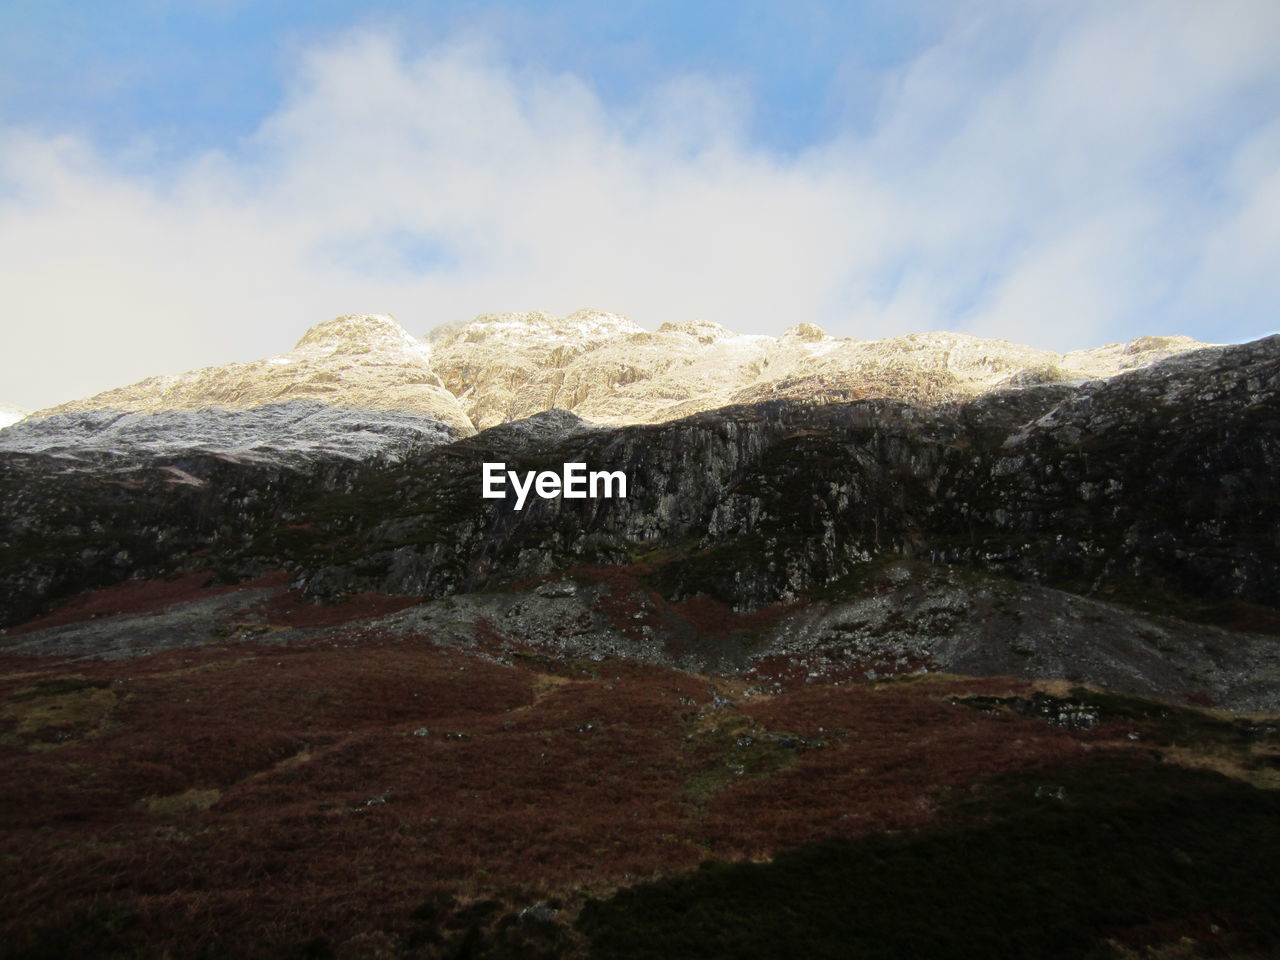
270, 335, 1279, 616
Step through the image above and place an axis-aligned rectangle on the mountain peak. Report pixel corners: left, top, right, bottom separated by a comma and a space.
656, 319, 733, 344
293, 313, 425, 358
27, 313, 474, 439
781, 322, 829, 343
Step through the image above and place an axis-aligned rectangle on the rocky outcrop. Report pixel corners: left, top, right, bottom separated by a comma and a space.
752, 560, 1280, 711
8, 554, 1275, 708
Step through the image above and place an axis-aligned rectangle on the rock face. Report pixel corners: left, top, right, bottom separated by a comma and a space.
254, 336, 1276, 622
9, 554, 1273, 710
751, 560, 1280, 711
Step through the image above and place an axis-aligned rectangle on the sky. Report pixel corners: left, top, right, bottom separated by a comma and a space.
1, 0, 1278, 410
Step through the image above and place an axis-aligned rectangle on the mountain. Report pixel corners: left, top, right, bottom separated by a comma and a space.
2, 310, 1208, 462
2, 311, 1278, 959
2, 327, 1276, 703
1, 314, 474, 463
37, 313, 471, 427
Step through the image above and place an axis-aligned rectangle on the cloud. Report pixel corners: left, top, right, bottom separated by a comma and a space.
1, 0, 1278, 409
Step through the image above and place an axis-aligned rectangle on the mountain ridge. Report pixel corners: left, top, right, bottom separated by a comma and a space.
2, 310, 1213, 462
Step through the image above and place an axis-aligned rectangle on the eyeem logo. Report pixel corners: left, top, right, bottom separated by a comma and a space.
482, 462, 627, 511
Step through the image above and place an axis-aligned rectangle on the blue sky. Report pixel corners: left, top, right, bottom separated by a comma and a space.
1, 0, 1278, 408
0, 1, 924, 156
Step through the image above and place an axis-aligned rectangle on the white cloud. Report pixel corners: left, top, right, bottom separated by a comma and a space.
1, 1, 1278, 409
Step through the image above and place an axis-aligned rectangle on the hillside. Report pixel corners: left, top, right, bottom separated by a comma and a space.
1, 314, 1277, 958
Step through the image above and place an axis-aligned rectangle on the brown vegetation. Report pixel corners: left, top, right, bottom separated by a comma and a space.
0, 618, 1122, 957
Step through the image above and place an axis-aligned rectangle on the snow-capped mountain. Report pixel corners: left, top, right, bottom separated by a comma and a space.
37, 313, 472, 431
2, 309, 1211, 462
426, 310, 1207, 428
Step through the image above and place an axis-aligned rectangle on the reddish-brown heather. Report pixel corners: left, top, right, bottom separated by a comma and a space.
563, 564, 667, 637
0, 627, 1115, 956
666, 593, 798, 639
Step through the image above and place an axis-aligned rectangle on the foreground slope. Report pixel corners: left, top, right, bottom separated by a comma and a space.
2, 599, 1278, 959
